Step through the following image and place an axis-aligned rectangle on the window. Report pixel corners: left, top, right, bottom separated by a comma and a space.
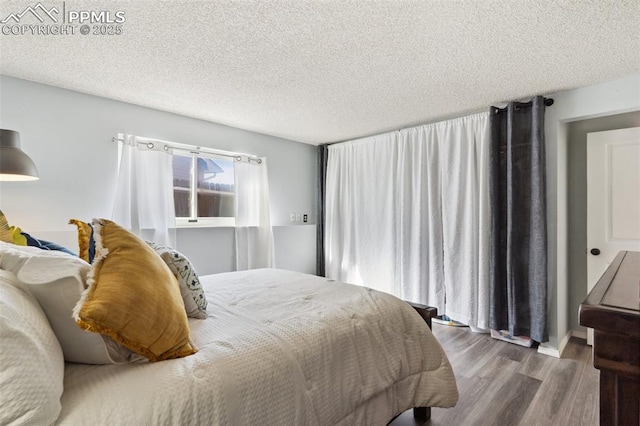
172, 153, 235, 227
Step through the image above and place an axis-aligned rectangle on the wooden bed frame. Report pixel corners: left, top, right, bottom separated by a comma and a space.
406, 301, 438, 424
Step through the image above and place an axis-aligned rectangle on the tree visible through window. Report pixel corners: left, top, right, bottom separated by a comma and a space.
173, 153, 235, 225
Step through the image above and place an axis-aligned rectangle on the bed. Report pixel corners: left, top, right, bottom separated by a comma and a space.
0, 236, 458, 425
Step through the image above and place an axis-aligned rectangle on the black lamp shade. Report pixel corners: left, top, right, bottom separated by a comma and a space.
0, 129, 39, 181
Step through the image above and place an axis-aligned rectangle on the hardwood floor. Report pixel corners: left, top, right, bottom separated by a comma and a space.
390, 324, 599, 426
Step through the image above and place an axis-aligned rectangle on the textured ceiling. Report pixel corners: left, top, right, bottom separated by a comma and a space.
1, 1, 638, 145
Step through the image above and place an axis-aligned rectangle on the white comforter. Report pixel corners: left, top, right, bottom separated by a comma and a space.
58, 269, 457, 425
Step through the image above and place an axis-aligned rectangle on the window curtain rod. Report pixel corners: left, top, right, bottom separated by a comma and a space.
493, 97, 554, 114
325, 97, 555, 145
111, 133, 263, 164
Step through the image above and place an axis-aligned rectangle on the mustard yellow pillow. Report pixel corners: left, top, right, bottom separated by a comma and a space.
73, 219, 196, 362
68, 219, 92, 262
9, 226, 27, 245
0, 210, 14, 243
0, 211, 27, 245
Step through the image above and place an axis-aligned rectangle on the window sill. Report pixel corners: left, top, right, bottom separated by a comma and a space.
176, 217, 236, 228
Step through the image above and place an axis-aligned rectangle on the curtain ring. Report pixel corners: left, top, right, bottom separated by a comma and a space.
163, 145, 169, 151
257, 159, 263, 165
147, 142, 154, 149
235, 156, 242, 162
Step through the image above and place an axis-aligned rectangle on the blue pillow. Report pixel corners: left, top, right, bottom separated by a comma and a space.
87, 226, 96, 263
22, 232, 77, 257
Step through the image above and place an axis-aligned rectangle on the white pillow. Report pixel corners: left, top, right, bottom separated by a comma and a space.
0, 269, 64, 425
0, 242, 139, 364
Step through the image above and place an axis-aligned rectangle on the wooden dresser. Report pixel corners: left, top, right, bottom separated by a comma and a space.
579, 251, 640, 426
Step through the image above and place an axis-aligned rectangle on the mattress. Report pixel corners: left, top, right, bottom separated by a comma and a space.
58, 269, 457, 425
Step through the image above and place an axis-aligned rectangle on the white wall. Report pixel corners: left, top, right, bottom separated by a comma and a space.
542, 73, 640, 355
0, 75, 317, 275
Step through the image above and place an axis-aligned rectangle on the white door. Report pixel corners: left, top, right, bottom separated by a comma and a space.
586, 127, 640, 344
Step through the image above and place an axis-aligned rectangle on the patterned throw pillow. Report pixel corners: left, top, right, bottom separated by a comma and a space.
146, 241, 208, 319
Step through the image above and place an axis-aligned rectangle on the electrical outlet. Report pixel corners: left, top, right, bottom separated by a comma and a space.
296, 213, 302, 222
303, 214, 308, 223
290, 213, 296, 222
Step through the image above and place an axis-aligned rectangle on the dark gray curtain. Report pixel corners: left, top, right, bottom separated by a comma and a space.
489, 96, 548, 343
316, 144, 329, 276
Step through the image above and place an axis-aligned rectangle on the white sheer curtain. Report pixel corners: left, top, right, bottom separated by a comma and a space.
234, 158, 275, 270
325, 113, 491, 330
438, 115, 491, 329
112, 135, 176, 247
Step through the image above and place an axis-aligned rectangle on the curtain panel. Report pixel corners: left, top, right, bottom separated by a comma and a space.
234, 158, 276, 270
488, 96, 548, 343
325, 113, 491, 329
112, 135, 177, 247
316, 144, 329, 276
